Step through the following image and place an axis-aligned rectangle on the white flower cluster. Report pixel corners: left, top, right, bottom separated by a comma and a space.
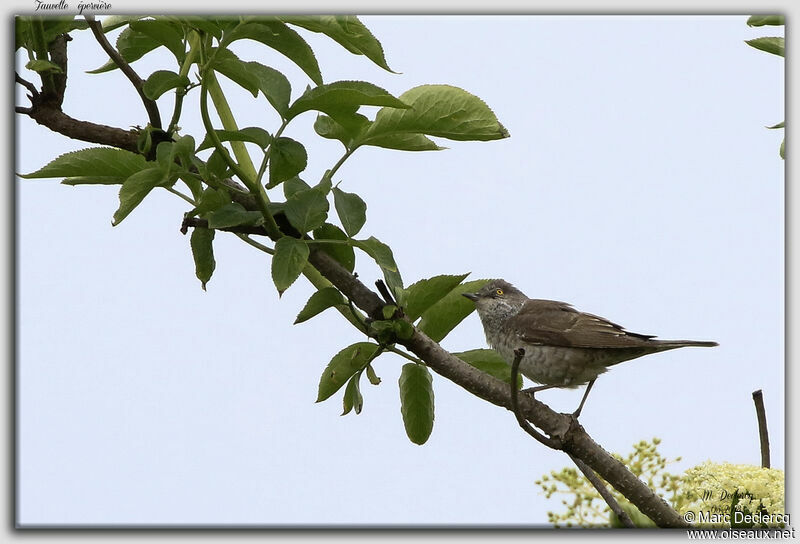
677, 461, 785, 528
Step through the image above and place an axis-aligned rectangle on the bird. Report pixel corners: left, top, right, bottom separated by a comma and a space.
462, 279, 717, 417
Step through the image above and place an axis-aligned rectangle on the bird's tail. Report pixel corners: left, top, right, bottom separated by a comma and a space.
654, 339, 718, 348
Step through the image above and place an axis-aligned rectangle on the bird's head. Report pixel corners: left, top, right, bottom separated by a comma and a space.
463, 279, 527, 321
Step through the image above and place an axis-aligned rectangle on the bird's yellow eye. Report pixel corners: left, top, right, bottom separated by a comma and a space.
495, 288, 504, 296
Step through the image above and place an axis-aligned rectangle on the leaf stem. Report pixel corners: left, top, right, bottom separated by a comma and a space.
328, 148, 356, 180
27, 17, 57, 96
164, 186, 196, 205
258, 121, 288, 187
385, 345, 423, 365
198, 60, 281, 240
202, 62, 257, 180
305, 238, 353, 246
166, 32, 201, 135
236, 233, 275, 255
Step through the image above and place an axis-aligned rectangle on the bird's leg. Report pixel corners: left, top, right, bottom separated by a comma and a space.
572, 379, 596, 418
521, 384, 559, 397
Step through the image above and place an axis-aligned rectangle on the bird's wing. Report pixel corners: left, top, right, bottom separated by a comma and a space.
508, 299, 656, 348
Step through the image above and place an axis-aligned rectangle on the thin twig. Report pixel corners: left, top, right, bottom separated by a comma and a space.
752, 389, 771, 468
375, 279, 397, 306
568, 453, 636, 528
510, 348, 563, 449
15, 72, 39, 98
84, 15, 162, 129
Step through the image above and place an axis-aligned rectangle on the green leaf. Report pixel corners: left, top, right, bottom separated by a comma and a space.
25, 59, 63, 74
268, 137, 308, 187
403, 273, 471, 322
332, 187, 367, 237
312, 223, 355, 272
780, 139, 785, 159
314, 114, 358, 146
155, 140, 176, 171
87, 20, 181, 74
190, 227, 216, 290
399, 363, 434, 445
246, 61, 292, 118
392, 320, 415, 341
285, 187, 329, 234
224, 21, 322, 85
745, 37, 785, 57
317, 342, 380, 402
362, 132, 445, 152
170, 16, 222, 39
353, 236, 403, 294
287, 80, 408, 120
365, 363, 381, 385
16, 16, 90, 51
369, 320, 396, 344
766, 121, 785, 129
143, 70, 190, 100
315, 174, 334, 195
205, 202, 263, 229
283, 176, 311, 199
747, 15, 785, 27
197, 127, 272, 151
87, 26, 156, 74
271, 237, 309, 295
60, 176, 129, 186
341, 372, 364, 415
361, 85, 510, 144
451, 349, 522, 388
129, 19, 185, 61
190, 187, 230, 216
294, 287, 346, 324
206, 149, 231, 179
100, 16, 144, 33
21, 147, 148, 183
211, 48, 260, 97
417, 279, 490, 342
112, 166, 168, 226
382, 305, 398, 320
281, 16, 393, 73
172, 134, 196, 168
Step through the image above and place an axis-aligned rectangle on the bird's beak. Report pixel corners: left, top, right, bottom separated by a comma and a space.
462, 292, 479, 302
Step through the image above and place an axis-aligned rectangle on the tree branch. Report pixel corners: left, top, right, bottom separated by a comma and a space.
16, 31, 687, 525
177, 210, 686, 527
23, 105, 140, 152
47, 33, 69, 107
752, 389, 771, 468
16, 26, 141, 152
307, 252, 688, 528
84, 15, 162, 130
15, 73, 39, 99
568, 454, 636, 528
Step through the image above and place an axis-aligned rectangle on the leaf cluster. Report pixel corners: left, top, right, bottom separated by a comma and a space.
745, 15, 785, 159
18, 15, 510, 446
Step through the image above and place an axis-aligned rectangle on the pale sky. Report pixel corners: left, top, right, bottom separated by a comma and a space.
15, 13, 785, 527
